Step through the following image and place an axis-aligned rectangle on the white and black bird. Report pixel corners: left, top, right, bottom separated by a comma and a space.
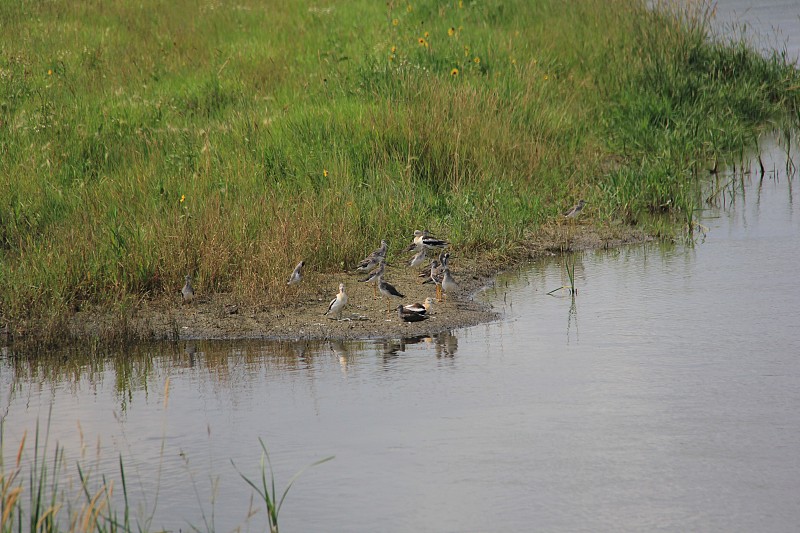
403, 297, 435, 316
181, 275, 195, 305
406, 230, 449, 252
356, 240, 388, 272
287, 260, 305, 285
397, 304, 430, 323
325, 283, 348, 320
564, 199, 586, 219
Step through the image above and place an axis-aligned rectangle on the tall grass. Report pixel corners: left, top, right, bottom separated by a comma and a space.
1, 0, 798, 343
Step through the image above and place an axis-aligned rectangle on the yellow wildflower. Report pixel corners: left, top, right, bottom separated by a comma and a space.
180, 194, 185, 203
418, 37, 427, 47
392, 18, 399, 26
47, 69, 53, 76
323, 169, 329, 178
450, 68, 459, 77
473, 56, 480, 64
391, 45, 397, 53
424, 31, 429, 38
544, 75, 549, 80
448, 27, 455, 36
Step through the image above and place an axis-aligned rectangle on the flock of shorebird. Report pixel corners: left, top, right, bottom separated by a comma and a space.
320, 229, 457, 323
180, 200, 587, 324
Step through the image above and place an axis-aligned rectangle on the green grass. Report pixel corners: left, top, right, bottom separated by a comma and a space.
1, 0, 798, 344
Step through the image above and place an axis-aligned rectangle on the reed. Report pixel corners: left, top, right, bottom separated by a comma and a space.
1, 0, 798, 343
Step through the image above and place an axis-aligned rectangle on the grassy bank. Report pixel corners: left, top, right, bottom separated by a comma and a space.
1, 0, 798, 345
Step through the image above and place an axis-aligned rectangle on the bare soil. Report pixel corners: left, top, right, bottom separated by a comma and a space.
63, 223, 649, 343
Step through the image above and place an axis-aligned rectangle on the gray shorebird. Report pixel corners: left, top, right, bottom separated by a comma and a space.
408, 247, 427, 268
397, 304, 430, 323
359, 260, 385, 297
422, 259, 445, 300
325, 283, 348, 320
287, 260, 305, 285
181, 275, 195, 305
356, 240, 388, 272
564, 199, 586, 219
441, 267, 459, 302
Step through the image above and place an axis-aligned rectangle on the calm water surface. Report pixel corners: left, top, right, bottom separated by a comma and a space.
3, 4, 800, 533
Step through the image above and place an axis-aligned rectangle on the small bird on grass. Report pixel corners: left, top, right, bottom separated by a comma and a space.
287, 260, 305, 285
181, 275, 195, 305
564, 199, 586, 219
325, 283, 348, 320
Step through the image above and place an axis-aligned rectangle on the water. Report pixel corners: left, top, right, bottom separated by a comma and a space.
3, 3, 800, 532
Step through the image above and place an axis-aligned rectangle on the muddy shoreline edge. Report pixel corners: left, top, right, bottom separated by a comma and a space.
6, 225, 651, 349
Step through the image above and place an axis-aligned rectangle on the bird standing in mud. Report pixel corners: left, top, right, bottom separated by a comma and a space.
378, 275, 404, 312
441, 267, 459, 302
325, 283, 348, 320
181, 275, 195, 305
287, 260, 305, 285
359, 260, 385, 297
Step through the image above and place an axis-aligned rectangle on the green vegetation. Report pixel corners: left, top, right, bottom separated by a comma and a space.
1, 0, 798, 343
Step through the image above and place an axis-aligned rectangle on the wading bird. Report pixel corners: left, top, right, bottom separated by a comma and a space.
181, 275, 195, 305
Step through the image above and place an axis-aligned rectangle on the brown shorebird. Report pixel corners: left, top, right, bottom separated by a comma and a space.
564, 200, 586, 219
356, 240, 388, 272
181, 275, 195, 305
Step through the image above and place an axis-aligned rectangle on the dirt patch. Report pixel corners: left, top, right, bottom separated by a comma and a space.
60, 224, 649, 343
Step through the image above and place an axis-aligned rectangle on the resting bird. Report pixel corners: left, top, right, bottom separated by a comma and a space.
325, 283, 348, 320
403, 297, 435, 316
181, 275, 195, 305
397, 304, 430, 323
287, 260, 305, 285
356, 240, 388, 272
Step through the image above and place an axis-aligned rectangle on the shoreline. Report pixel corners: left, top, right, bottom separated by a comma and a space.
42, 223, 650, 348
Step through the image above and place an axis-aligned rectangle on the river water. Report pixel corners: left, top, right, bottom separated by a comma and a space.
3, 3, 800, 532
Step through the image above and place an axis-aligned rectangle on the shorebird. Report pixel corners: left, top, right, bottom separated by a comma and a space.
181, 275, 195, 305
356, 240, 388, 272
564, 200, 586, 219
359, 260, 385, 297
378, 275, 404, 312
408, 247, 427, 268
422, 259, 445, 300
406, 230, 449, 252
287, 260, 305, 285
403, 297, 435, 316
441, 267, 459, 302
325, 283, 348, 320
397, 304, 430, 323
